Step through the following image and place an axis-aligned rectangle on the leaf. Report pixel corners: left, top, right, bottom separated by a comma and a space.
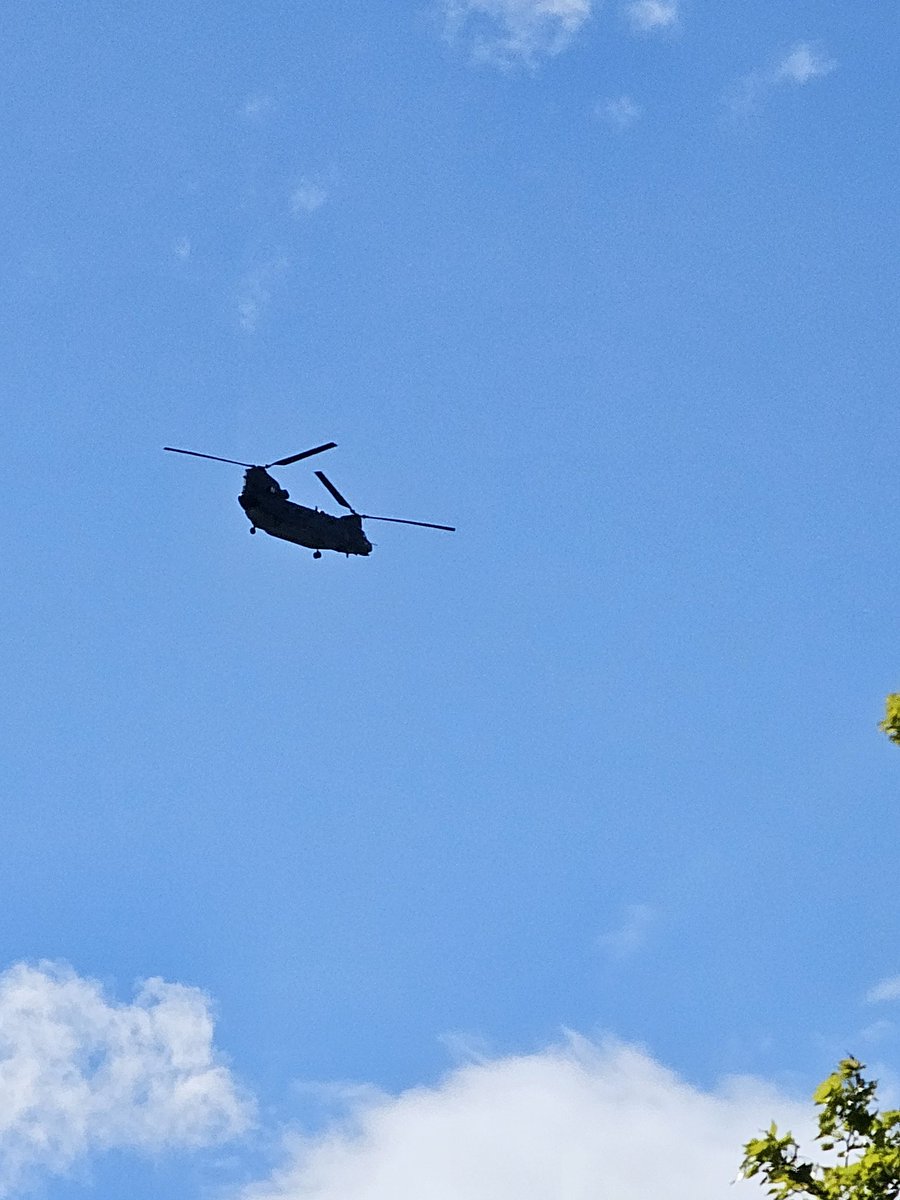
814, 1076, 840, 1105
879, 694, 900, 745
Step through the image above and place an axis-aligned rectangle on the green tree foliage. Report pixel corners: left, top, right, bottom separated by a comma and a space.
880, 695, 900, 746
740, 1058, 900, 1200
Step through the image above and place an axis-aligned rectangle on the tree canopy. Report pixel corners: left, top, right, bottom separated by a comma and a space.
740, 1057, 900, 1200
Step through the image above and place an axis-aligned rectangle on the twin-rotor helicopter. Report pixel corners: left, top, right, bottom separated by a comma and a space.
164, 441, 455, 558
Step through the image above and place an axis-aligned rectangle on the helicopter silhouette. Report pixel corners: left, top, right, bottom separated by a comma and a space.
163, 442, 455, 558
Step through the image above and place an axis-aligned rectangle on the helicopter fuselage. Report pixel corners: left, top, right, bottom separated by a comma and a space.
238, 467, 373, 556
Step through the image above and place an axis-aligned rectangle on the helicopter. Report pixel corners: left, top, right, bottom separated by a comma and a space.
163, 442, 455, 558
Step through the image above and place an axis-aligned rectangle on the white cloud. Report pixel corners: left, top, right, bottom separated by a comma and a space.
866, 975, 900, 1004
237, 256, 289, 334
290, 179, 328, 215
724, 41, 835, 122
239, 1037, 809, 1200
443, 0, 593, 68
0, 962, 252, 1197
625, 0, 677, 32
595, 94, 642, 129
775, 43, 835, 85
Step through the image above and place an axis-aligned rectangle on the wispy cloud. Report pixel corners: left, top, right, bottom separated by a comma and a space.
775, 43, 835, 85
174, 236, 192, 260
598, 902, 657, 957
0, 961, 252, 1197
239, 1037, 810, 1200
625, 0, 677, 32
242, 95, 277, 121
857, 1019, 896, 1045
237, 256, 289, 334
724, 41, 835, 123
290, 179, 328, 216
595, 94, 643, 129
443, 0, 593, 68
866, 975, 900, 1004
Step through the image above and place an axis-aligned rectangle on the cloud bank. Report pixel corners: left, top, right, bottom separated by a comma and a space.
240, 1037, 809, 1200
0, 962, 252, 1196
444, 0, 593, 67
0, 965, 828, 1199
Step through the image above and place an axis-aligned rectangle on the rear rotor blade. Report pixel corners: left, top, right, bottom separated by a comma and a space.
267, 442, 337, 467
315, 470, 356, 512
361, 515, 456, 532
164, 447, 253, 467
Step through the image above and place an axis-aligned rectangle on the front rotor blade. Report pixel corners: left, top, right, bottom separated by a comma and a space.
361, 515, 456, 532
267, 442, 337, 467
164, 447, 253, 467
315, 470, 356, 512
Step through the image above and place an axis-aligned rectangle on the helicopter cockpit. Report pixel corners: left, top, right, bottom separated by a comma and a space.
242, 466, 289, 501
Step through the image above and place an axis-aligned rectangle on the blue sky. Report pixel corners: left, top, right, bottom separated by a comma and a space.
2, 2, 899, 1196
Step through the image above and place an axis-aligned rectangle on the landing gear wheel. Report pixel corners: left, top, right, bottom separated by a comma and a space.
250, 527, 256, 534
313, 550, 322, 559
